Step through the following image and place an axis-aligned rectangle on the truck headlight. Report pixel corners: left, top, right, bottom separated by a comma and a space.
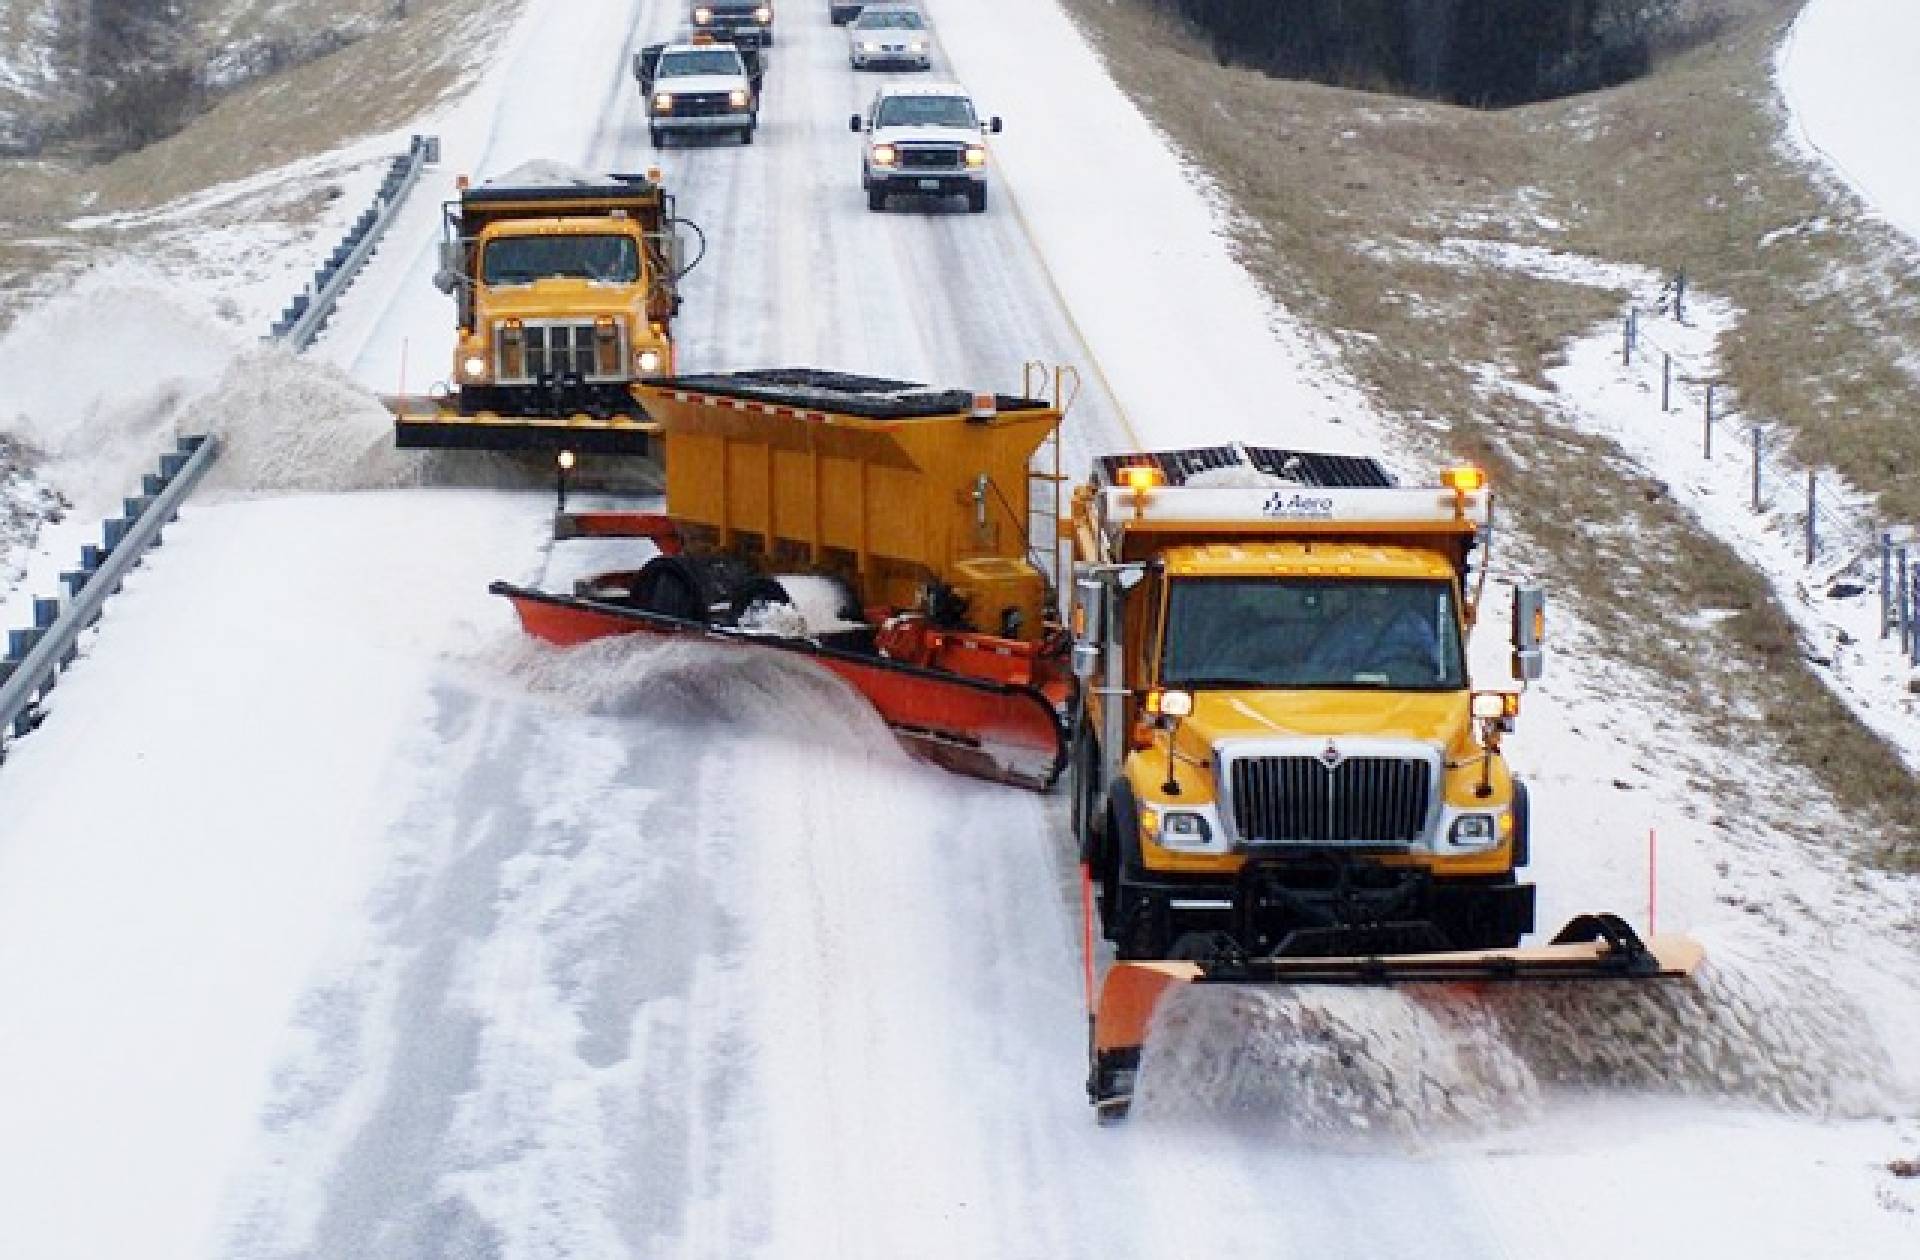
693, 6, 712, 22
635, 348, 662, 373
909, 41, 925, 52
754, 5, 772, 21
870, 143, 898, 166
860, 41, 880, 52
462, 354, 488, 380
729, 88, 749, 108
964, 145, 987, 168
653, 92, 673, 112
1155, 810, 1212, 851
1449, 813, 1498, 851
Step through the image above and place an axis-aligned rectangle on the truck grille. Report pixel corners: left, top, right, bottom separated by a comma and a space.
671, 91, 737, 117
899, 146, 961, 170
1227, 754, 1432, 846
495, 320, 621, 383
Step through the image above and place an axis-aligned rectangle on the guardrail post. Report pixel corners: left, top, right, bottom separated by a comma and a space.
1751, 428, 1763, 512
1703, 383, 1716, 458
1911, 563, 1920, 666
1673, 271, 1687, 323
1661, 353, 1672, 413
1623, 309, 1636, 366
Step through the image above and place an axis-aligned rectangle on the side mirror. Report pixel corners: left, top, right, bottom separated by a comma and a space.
632, 51, 644, 80
988, 116, 1003, 134
849, 113, 863, 133
432, 240, 463, 293
1510, 585, 1546, 683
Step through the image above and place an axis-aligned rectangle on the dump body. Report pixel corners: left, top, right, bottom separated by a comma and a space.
392, 174, 686, 453
1069, 446, 1537, 962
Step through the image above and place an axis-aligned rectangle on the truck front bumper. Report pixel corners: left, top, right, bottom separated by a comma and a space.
652, 113, 753, 133
871, 172, 980, 198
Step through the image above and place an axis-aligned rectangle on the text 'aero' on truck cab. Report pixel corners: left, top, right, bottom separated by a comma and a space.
850, 82, 1001, 214
1069, 446, 1549, 962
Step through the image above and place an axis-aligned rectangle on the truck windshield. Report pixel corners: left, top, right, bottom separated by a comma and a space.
855, 9, 925, 28
659, 50, 742, 76
875, 95, 974, 128
482, 235, 640, 285
1161, 578, 1465, 690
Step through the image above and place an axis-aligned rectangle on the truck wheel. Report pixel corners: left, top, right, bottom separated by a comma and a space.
649, 126, 663, 149
867, 186, 886, 213
1510, 778, 1531, 868
1069, 723, 1103, 863
1105, 787, 1172, 960
740, 125, 754, 145
966, 185, 987, 214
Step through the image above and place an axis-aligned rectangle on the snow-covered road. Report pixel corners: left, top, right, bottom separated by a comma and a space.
0, 1, 1916, 1257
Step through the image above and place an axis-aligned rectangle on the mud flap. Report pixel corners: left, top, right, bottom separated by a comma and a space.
492, 582, 1068, 790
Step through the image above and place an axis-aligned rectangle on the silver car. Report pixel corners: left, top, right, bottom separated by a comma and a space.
848, 5, 930, 71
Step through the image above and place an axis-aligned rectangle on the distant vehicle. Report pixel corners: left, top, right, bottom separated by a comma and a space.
848, 4, 929, 70
851, 82, 1001, 213
691, 1, 773, 46
636, 42, 763, 147
828, 0, 867, 25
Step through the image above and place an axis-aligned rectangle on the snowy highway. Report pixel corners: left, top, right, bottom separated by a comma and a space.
0, 1, 1916, 1258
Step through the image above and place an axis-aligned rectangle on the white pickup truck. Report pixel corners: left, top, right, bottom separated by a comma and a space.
636, 42, 763, 148
849, 83, 1002, 213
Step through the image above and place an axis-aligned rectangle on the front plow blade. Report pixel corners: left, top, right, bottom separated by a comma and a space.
1087, 914, 1705, 1120
386, 395, 659, 454
492, 582, 1068, 790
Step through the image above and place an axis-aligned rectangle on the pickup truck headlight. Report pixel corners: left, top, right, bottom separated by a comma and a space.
870, 143, 898, 167
909, 41, 926, 52
693, 7, 713, 22
729, 88, 749, 108
1449, 813, 1499, 851
653, 92, 673, 112
461, 354, 489, 381
859, 41, 881, 51
754, 5, 772, 21
964, 145, 987, 168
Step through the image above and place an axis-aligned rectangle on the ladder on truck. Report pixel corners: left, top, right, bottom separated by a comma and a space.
1023, 359, 1082, 616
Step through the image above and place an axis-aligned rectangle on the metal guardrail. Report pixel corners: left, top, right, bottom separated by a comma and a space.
272, 134, 440, 349
0, 133, 438, 759
0, 436, 218, 750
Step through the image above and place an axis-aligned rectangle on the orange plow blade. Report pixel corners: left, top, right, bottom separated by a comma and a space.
1086, 913, 1705, 1121
491, 581, 1068, 789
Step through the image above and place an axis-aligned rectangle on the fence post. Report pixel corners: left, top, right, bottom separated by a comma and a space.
1883, 533, 1894, 639
1911, 563, 1920, 666
1674, 271, 1687, 322
1900, 547, 1912, 654
1662, 353, 1672, 413
1805, 472, 1817, 564
1703, 383, 1716, 458
1623, 309, 1636, 367
1751, 428, 1763, 512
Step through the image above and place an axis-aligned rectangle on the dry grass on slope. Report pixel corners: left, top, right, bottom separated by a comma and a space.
1058, 0, 1920, 868
0, 0, 523, 328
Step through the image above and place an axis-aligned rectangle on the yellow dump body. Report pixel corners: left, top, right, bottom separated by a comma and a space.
636, 372, 1061, 641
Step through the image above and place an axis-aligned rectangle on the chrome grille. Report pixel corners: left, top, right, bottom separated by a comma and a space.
671, 91, 737, 117
495, 320, 621, 384
900, 146, 961, 170
1228, 754, 1431, 846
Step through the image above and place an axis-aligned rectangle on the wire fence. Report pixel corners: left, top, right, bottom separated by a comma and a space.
1620, 272, 1919, 664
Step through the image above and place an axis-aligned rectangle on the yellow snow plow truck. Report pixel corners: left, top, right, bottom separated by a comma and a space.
389, 164, 699, 454
1067, 445, 1703, 1117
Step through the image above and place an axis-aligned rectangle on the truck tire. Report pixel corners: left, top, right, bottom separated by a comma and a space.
740, 125, 754, 145
867, 186, 886, 213
966, 184, 987, 214
1511, 778, 1531, 869
1070, 723, 1103, 864
649, 126, 663, 149
1105, 785, 1173, 960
